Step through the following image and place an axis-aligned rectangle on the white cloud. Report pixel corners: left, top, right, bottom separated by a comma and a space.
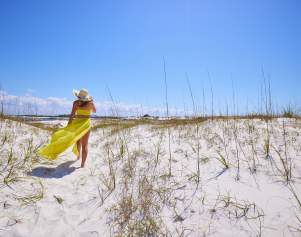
0, 90, 186, 117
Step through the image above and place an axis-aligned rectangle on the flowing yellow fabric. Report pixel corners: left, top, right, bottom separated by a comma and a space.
38, 109, 91, 160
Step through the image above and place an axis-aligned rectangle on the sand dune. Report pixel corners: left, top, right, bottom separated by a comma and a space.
0, 117, 301, 236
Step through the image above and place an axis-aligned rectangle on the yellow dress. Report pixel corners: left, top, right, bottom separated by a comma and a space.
38, 108, 91, 160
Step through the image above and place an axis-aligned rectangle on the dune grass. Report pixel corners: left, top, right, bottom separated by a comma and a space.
1, 114, 301, 236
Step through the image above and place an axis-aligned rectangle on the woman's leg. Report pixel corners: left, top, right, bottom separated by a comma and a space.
77, 139, 82, 160
80, 130, 90, 168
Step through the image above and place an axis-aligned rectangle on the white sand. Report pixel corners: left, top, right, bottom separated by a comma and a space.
0, 118, 301, 236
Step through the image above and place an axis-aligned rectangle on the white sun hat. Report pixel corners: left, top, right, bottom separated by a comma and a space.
73, 88, 92, 101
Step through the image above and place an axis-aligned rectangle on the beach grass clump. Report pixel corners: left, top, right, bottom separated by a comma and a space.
282, 105, 297, 118
13, 179, 44, 206
109, 176, 164, 236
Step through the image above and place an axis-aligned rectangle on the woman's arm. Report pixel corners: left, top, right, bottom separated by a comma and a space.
68, 101, 78, 125
89, 98, 96, 113
91, 102, 96, 113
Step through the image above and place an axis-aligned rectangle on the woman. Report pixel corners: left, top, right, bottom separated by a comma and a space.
38, 89, 96, 168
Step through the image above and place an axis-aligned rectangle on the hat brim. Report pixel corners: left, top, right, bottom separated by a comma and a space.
72, 89, 92, 101
73, 89, 80, 97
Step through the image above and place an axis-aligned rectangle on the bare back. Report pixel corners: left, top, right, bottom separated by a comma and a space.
76, 100, 96, 112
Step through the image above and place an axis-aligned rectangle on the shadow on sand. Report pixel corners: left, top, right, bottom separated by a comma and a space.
29, 160, 79, 178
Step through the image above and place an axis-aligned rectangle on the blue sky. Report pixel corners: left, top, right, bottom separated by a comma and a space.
0, 0, 300, 115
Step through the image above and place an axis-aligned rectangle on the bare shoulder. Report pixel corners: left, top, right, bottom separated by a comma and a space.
73, 100, 80, 107
89, 101, 96, 112
87, 101, 95, 108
